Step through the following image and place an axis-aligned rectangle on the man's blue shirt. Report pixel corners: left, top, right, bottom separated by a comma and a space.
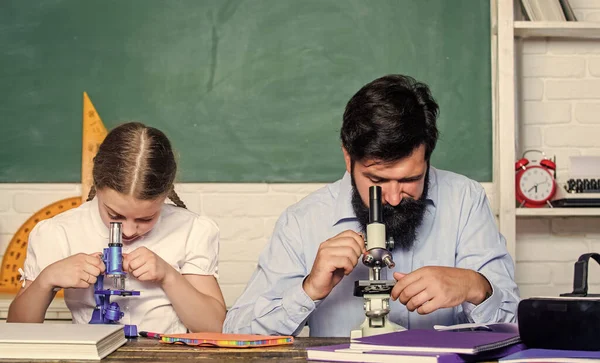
223, 168, 519, 337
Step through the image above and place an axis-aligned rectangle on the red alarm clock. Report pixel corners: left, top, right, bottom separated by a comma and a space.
515, 150, 557, 208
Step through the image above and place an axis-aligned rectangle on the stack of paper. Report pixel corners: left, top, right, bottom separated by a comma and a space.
308, 344, 465, 363
307, 328, 524, 363
570, 156, 600, 179
0, 323, 126, 360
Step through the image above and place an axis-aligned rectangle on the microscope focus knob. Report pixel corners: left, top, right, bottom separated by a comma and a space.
382, 255, 395, 269
363, 254, 375, 266
105, 302, 123, 322
387, 237, 395, 251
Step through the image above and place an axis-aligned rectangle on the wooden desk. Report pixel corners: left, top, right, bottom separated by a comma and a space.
105, 337, 348, 363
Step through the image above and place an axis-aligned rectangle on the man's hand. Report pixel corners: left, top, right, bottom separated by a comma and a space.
302, 230, 366, 301
390, 267, 492, 315
123, 247, 175, 287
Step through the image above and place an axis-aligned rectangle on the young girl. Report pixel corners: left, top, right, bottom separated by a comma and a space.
8, 122, 226, 333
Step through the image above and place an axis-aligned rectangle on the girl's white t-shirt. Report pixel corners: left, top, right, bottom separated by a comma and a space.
22, 197, 219, 334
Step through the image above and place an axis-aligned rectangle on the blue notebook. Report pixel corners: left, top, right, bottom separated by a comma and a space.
500, 348, 600, 362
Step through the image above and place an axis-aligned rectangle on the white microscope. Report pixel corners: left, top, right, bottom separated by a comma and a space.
351, 185, 406, 338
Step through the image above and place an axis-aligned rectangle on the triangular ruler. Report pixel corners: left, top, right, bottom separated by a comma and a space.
82, 92, 107, 201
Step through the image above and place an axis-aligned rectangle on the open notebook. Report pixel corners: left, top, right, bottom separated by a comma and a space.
160, 332, 294, 348
0, 323, 126, 360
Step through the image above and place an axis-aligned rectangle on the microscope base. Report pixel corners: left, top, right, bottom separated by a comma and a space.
350, 317, 405, 339
123, 324, 138, 338
351, 292, 406, 338
90, 289, 141, 338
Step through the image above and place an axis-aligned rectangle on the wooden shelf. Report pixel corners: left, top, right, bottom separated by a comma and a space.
514, 21, 600, 38
516, 208, 600, 217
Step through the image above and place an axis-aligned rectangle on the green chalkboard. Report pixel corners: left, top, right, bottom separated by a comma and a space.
0, 0, 492, 183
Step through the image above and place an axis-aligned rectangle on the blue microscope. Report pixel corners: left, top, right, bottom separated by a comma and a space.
89, 222, 140, 337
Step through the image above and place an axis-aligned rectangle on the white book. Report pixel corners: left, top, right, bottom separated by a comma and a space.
559, 0, 577, 21
520, 0, 537, 21
521, 0, 567, 21
533, 0, 566, 21
0, 323, 126, 360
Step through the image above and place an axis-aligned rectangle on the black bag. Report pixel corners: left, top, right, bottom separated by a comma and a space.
518, 253, 600, 351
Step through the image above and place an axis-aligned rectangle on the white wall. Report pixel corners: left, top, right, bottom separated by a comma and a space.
514, 0, 600, 298
0, 182, 496, 307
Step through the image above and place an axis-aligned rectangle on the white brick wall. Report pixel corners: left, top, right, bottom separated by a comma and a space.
0, 182, 319, 307
515, 0, 600, 299
0, 182, 494, 308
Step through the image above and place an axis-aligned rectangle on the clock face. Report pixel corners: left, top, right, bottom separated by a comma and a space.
518, 167, 554, 202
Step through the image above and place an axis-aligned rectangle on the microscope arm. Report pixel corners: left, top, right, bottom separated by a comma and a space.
89, 222, 140, 338
351, 186, 406, 338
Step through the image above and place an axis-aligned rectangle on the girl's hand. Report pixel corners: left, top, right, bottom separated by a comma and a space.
38, 253, 105, 290
123, 247, 174, 285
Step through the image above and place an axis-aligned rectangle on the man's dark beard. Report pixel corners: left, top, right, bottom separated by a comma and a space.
351, 168, 429, 251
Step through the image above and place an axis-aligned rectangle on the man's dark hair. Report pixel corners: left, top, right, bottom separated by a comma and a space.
341, 74, 440, 163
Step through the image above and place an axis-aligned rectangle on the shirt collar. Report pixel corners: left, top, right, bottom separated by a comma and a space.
332, 172, 355, 226
89, 196, 109, 238
331, 166, 438, 227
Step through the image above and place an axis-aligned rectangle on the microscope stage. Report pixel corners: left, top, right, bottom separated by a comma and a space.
354, 280, 396, 297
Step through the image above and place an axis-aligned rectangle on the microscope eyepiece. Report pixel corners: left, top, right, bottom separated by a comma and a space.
109, 222, 123, 247
369, 186, 383, 224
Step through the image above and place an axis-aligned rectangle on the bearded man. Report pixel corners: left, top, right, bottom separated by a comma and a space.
223, 74, 519, 337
